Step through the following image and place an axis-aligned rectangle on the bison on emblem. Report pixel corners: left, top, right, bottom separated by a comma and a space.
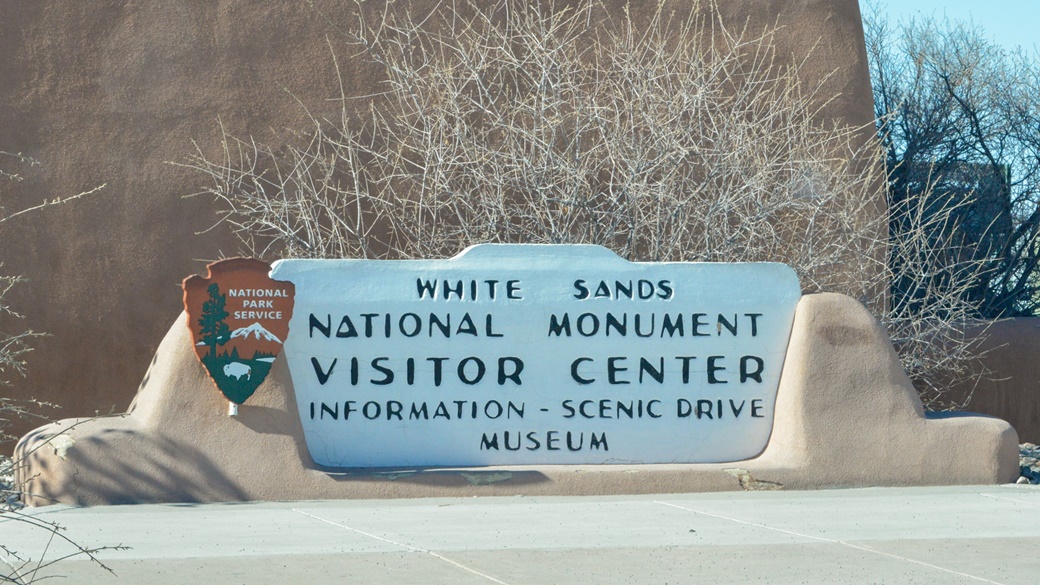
223, 362, 252, 381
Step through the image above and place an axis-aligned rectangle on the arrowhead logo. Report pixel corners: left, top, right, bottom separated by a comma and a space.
182, 258, 295, 405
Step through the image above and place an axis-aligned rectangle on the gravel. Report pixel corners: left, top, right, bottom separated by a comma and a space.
1020, 442, 1040, 484
1, 453, 21, 510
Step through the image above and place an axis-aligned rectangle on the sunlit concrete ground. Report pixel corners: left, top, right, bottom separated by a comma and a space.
3, 485, 1038, 584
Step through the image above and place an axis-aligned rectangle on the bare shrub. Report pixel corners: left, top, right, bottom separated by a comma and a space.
0, 152, 120, 582
0, 151, 50, 449
0, 151, 105, 442
179, 0, 989, 409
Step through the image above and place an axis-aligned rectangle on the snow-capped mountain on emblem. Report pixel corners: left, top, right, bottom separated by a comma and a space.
231, 322, 283, 343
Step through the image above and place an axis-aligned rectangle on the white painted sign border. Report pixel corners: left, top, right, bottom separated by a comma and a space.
271, 244, 800, 468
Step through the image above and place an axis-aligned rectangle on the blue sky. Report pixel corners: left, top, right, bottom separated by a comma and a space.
876, 0, 1040, 51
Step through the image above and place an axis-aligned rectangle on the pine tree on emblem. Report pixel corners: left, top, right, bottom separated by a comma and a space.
199, 283, 230, 358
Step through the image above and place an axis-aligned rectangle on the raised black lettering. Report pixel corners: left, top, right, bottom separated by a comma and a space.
615, 280, 633, 299
371, 357, 394, 385
399, 314, 421, 337
740, 355, 764, 383
457, 357, 486, 385
661, 314, 684, 337
745, 313, 762, 336
456, 313, 478, 336
639, 357, 665, 384
546, 430, 560, 450
634, 313, 655, 337
696, 399, 714, 419
577, 313, 600, 336
548, 314, 571, 337
707, 356, 728, 384
504, 431, 521, 451
310, 357, 337, 385
657, 280, 673, 299
429, 313, 450, 337
567, 431, 584, 451
498, 357, 524, 385
387, 401, 403, 420
336, 315, 358, 338
571, 358, 594, 384
647, 400, 662, 418
677, 398, 692, 417
485, 314, 503, 337
417, 278, 437, 299
562, 399, 576, 418
751, 399, 765, 418
605, 313, 627, 336
691, 313, 710, 336
443, 280, 463, 300
573, 280, 589, 300
427, 357, 448, 386
485, 400, 504, 419
607, 357, 629, 385
360, 313, 378, 337
676, 356, 697, 384
362, 401, 381, 419
729, 399, 746, 418
319, 402, 338, 420
480, 433, 499, 450
717, 314, 738, 336
309, 314, 331, 338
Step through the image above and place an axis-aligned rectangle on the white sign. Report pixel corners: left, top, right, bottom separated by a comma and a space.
270, 245, 800, 467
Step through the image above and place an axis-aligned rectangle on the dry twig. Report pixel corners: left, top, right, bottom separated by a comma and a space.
180, 0, 990, 409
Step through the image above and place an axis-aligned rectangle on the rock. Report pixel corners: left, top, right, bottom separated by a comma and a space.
0, 454, 22, 510
1020, 443, 1040, 485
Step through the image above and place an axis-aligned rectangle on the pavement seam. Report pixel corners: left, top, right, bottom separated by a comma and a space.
978, 493, 1040, 506
652, 500, 1008, 585
290, 508, 512, 585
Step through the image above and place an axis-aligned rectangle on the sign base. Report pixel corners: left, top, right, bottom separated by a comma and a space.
14, 293, 1019, 505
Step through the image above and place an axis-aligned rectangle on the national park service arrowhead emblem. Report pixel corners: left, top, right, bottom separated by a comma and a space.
183, 258, 295, 405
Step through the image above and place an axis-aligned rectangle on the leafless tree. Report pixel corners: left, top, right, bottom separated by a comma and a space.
181, 0, 990, 408
866, 5, 1040, 319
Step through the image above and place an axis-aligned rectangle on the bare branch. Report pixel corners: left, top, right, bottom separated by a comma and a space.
184, 0, 991, 409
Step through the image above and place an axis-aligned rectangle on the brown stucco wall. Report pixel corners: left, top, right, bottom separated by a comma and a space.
950, 319, 1040, 443
0, 0, 877, 441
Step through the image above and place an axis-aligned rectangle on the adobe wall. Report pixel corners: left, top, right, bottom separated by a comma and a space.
16, 293, 1018, 506
0, 0, 877, 441
950, 319, 1040, 444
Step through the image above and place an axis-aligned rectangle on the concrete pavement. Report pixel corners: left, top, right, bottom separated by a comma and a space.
3, 484, 1039, 584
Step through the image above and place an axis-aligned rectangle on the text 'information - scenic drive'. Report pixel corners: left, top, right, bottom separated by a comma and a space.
270, 245, 801, 467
